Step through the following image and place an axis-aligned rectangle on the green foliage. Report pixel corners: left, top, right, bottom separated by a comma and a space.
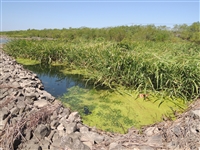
1, 24, 175, 42
173, 22, 200, 44
4, 38, 200, 101
2, 23, 199, 43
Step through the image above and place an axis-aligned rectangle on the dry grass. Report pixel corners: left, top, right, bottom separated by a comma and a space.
0, 102, 62, 150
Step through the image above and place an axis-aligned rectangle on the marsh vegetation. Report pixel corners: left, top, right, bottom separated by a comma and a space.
2, 22, 200, 133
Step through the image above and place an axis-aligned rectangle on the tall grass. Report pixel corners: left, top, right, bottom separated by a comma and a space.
4, 39, 200, 100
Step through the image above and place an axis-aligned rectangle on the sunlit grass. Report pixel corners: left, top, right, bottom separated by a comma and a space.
4, 39, 200, 100
16, 58, 40, 65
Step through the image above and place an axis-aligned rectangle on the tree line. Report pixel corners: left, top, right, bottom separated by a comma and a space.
1, 22, 199, 43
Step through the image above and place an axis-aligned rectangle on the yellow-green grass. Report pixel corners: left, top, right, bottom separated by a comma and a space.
14, 57, 190, 134
4, 39, 200, 100
16, 58, 40, 65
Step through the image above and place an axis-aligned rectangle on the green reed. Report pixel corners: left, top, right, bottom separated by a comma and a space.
4, 39, 200, 100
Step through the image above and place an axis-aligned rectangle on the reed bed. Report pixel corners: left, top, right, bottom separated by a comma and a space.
4, 39, 200, 100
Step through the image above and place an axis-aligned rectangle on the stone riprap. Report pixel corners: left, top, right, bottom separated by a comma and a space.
0, 47, 200, 150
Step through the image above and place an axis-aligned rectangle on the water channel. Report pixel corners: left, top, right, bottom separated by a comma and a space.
21, 63, 186, 133
2, 38, 187, 133
23, 64, 86, 98
0, 38, 10, 44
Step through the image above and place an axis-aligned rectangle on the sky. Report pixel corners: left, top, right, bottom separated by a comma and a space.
0, 0, 199, 31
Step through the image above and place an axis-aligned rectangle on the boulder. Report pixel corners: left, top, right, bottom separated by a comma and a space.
10, 107, 20, 116
146, 134, 163, 146
144, 127, 159, 136
80, 126, 89, 134
109, 142, 123, 150
81, 131, 104, 144
34, 124, 50, 139
34, 99, 49, 108
192, 109, 200, 119
65, 122, 77, 134
71, 138, 91, 150
68, 112, 80, 122
0, 107, 10, 120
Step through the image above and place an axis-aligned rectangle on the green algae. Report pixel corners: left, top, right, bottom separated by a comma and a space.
15, 58, 188, 134
61, 86, 187, 134
16, 58, 40, 65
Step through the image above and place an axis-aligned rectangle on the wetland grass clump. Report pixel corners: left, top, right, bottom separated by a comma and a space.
4, 39, 200, 101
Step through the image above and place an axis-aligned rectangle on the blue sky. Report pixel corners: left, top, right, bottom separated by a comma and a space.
1, 0, 199, 31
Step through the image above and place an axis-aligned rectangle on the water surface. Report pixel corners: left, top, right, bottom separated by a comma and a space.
23, 64, 87, 97
0, 38, 9, 44
21, 62, 187, 133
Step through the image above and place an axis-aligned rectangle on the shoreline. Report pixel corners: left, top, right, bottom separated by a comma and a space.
0, 47, 200, 150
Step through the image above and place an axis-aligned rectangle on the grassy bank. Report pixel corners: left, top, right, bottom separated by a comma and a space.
4, 39, 200, 101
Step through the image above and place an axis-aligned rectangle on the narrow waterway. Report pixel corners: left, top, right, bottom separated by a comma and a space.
23, 64, 87, 98
0, 38, 9, 44
2, 38, 187, 134
22, 63, 187, 133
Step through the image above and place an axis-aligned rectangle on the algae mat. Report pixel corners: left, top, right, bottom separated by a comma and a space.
15, 59, 188, 134
61, 86, 187, 134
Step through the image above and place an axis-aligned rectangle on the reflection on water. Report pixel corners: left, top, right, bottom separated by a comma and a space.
22, 63, 187, 134
23, 64, 87, 97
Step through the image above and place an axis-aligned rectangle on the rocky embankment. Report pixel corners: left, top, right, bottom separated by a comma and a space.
0, 47, 200, 150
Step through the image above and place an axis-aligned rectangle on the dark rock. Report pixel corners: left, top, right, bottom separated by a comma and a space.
61, 135, 90, 150
21, 140, 42, 150
81, 131, 104, 144
80, 126, 89, 134
17, 95, 25, 101
57, 124, 64, 131
19, 107, 25, 115
60, 107, 70, 118
71, 138, 91, 150
34, 124, 50, 139
16, 100, 26, 109
83, 106, 92, 115
109, 142, 123, 150
83, 141, 93, 150
34, 99, 49, 108
0, 107, 10, 120
59, 117, 68, 128
50, 120, 60, 129
68, 112, 80, 122
138, 145, 155, 150
10, 107, 20, 116
50, 110, 58, 120
0, 88, 8, 94
47, 130, 56, 141
25, 97, 34, 105
12, 82, 21, 88
0, 91, 8, 99
40, 90, 55, 102
192, 109, 200, 119
24, 93, 37, 99
52, 132, 60, 142
167, 141, 178, 149
7, 102, 15, 109
25, 87, 36, 93
172, 125, 182, 137
146, 134, 163, 146
0, 117, 7, 131
50, 138, 63, 150
69, 132, 81, 139
56, 124, 65, 136
40, 140, 50, 150
25, 129, 33, 140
